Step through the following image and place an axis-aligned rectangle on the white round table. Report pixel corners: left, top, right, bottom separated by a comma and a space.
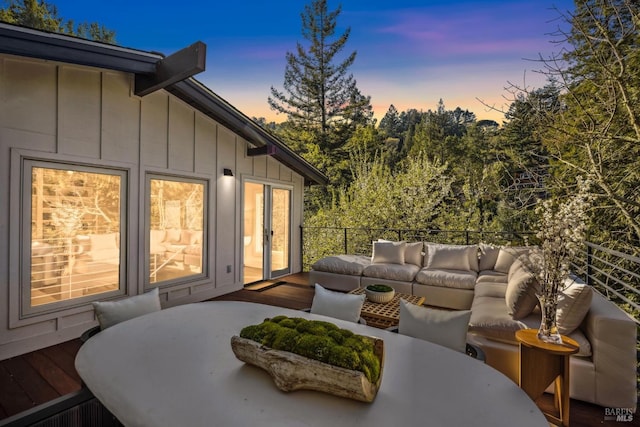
75, 301, 546, 427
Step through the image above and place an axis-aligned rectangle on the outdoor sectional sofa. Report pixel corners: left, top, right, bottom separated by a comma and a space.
309, 241, 637, 411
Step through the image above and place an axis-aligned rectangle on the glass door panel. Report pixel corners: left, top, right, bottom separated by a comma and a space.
243, 182, 264, 284
270, 188, 290, 276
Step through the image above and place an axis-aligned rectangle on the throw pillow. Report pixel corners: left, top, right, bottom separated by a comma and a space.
310, 284, 365, 323
404, 241, 424, 267
478, 243, 500, 271
494, 246, 530, 274
371, 241, 406, 265
556, 278, 593, 335
425, 244, 477, 271
505, 259, 540, 319
398, 300, 472, 353
92, 287, 161, 330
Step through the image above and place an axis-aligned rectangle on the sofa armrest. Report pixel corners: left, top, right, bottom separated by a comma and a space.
582, 291, 637, 410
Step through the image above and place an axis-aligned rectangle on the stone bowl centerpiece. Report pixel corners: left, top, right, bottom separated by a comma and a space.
231, 316, 384, 402
365, 284, 395, 303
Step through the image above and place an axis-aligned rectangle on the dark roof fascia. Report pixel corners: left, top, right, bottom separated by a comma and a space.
0, 22, 160, 75
167, 79, 329, 186
0, 22, 328, 186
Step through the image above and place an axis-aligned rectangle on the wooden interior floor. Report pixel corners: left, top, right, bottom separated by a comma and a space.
0, 272, 630, 426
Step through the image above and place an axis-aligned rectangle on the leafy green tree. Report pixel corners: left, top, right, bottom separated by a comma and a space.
533, 0, 640, 249
495, 85, 558, 231
1, 0, 116, 43
305, 149, 454, 260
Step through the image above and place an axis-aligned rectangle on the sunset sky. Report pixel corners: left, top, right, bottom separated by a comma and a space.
50, 0, 576, 124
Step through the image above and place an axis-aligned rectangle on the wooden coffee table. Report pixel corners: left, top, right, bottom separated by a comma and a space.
349, 288, 425, 329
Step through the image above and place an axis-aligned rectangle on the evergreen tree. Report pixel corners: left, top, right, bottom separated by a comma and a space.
268, 0, 371, 188
1, 0, 116, 43
379, 105, 402, 138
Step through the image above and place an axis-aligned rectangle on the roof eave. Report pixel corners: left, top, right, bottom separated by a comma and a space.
0, 23, 328, 185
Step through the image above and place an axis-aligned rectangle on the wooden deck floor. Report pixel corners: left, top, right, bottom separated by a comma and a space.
0, 273, 627, 426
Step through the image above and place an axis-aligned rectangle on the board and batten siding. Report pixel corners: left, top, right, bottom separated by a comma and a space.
0, 55, 305, 359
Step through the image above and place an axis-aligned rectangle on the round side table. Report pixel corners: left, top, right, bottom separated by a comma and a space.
515, 329, 579, 427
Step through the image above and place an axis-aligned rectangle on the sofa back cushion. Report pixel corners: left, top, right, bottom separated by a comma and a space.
494, 246, 530, 274
478, 243, 500, 271
557, 277, 593, 335
399, 300, 472, 353
371, 241, 406, 265
404, 242, 424, 267
505, 259, 540, 319
424, 244, 478, 272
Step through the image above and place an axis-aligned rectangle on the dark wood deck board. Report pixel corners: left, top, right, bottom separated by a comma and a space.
0, 362, 34, 417
22, 351, 81, 396
1, 356, 59, 411
40, 343, 83, 384
0, 273, 620, 425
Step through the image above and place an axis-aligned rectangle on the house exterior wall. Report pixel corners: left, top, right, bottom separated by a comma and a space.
0, 55, 305, 359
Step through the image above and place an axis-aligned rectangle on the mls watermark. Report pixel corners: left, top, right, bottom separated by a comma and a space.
604, 408, 634, 422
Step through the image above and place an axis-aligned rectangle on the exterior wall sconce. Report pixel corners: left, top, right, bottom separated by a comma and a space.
223, 168, 234, 177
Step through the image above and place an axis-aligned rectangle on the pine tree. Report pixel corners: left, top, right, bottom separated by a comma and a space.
0, 0, 116, 43
268, 0, 371, 169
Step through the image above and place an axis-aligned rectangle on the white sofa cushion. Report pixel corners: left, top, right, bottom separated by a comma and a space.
399, 300, 472, 353
424, 243, 478, 272
479, 243, 500, 271
476, 270, 508, 284
474, 282, 507, 298
362, 263, 420, 282
493, 246, 530, 274
505, 259, 540, 319
470, 295, 592, 357
414, 268, 477, 290
372, 241, 406, 264
310, 283, 365, 323
404, 242, 424, 267
557, 277, 593, 335
92, 287, 161, 330
377, 239, 423, 267
311, 255, 371, 276
470, 295, 532, 342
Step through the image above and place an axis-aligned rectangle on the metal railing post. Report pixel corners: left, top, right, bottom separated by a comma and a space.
586, 243, 592, 286
300, 225, 304, 272
344, 228, 348, 255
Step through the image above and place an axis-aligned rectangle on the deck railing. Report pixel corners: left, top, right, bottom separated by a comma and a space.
300, 226, 640, 325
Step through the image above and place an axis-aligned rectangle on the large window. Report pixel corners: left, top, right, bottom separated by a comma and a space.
26, 162, 125, 311
148, 176, 206, 284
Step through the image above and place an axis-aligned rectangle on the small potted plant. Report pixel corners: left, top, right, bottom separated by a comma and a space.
365, 284, 395, 303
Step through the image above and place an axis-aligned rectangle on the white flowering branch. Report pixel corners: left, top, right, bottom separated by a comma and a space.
527, 177, 591, 300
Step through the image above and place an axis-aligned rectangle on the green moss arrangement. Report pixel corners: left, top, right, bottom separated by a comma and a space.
240, 315, 381, 383
366, 284, 394, 293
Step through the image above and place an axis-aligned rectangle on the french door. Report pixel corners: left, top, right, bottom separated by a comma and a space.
243, 181, 291, 284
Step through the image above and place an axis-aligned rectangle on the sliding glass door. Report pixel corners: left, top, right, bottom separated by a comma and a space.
243, 182, 291, 284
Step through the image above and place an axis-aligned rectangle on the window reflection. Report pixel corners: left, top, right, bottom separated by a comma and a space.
30, 166, 122, 307
149, 178, 205, 283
